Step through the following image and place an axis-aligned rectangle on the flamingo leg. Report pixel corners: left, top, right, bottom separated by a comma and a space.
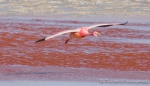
65, 38, 71, 44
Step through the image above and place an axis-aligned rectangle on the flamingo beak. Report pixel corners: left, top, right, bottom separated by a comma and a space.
93, 31, 100, 37
97, 32, 100, 36
96, 32, 100, 36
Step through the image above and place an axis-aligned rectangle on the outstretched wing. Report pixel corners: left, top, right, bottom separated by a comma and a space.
87, 21, 128, 29
35, 29, 79, 43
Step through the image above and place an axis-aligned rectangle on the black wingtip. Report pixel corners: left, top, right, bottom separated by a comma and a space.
97, 25, 112, 27
120, 21, 128, 25
35, 38, 46, 43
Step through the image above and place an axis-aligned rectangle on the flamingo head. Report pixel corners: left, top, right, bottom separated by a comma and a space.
92, 31, 100, 37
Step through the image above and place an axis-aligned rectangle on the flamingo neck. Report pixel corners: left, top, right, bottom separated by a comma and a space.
87, 32, 94, 36
86, 31, 98, 36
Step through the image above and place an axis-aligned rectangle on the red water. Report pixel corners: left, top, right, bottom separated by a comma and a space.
0, 17, 150, 81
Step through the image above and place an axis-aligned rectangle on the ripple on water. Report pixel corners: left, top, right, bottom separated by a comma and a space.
0, 17, 150, 71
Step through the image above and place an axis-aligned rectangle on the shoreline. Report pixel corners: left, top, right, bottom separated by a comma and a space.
0, 65, 150, 81
0, 80, 149, 86
0, 14, 149, 23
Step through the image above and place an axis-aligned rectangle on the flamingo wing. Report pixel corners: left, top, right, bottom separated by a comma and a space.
87, 21, 128, 29
35, 29, 79, 43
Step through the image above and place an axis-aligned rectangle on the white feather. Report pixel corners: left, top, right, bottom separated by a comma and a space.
45, 29, 80, 40
87, 22, 128, 29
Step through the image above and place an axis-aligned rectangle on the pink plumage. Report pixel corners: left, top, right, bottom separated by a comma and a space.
35, 21, 128, 44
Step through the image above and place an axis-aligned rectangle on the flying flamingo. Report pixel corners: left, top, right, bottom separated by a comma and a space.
35, 21, 128, 44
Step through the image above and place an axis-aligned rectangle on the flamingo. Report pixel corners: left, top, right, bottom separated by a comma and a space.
35, 21, 128, 44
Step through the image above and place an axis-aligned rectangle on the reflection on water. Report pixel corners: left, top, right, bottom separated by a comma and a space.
0, 0, 149, 16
